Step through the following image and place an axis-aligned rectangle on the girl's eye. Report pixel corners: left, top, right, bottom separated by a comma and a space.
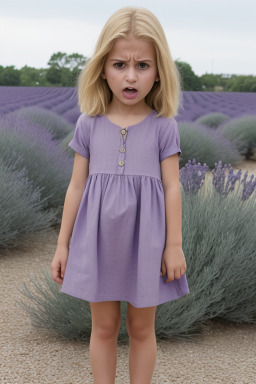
114, 63, 125, 69
114, 62, 149, 69
138, 63, 148, 69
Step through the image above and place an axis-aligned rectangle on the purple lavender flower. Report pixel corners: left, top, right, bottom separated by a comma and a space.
241, 171, 256, 201
211, 160, 256, 201
179, 158, 209, 194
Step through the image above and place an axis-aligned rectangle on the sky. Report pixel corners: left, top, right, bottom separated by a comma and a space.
1, 0, 256, 77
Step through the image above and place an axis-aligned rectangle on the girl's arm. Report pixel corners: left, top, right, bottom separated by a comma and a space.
161, 153, 182, 247
160, 153, 186, 282
57, 152, 89, 247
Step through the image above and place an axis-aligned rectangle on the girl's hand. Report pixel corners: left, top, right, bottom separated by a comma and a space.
51, 245, 69, 284
160, 245, 187, 283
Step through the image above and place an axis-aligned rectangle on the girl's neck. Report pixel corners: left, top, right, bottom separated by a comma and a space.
105, 106, 153, 119
104, 108, 154, 129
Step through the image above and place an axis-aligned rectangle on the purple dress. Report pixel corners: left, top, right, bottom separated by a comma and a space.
61, 109, 190, 308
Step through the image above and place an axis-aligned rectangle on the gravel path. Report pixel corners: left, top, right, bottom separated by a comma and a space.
1, 160, 256, 384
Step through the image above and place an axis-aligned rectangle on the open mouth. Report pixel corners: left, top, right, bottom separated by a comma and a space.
123, 87, 137, 93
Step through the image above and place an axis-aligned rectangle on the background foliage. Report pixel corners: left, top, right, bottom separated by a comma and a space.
0, 51, 256, 92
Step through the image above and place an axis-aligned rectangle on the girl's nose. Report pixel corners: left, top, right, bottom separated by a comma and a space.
125, 66, 137, 81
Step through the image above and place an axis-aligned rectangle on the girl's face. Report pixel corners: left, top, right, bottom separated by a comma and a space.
102, 37, 159, 110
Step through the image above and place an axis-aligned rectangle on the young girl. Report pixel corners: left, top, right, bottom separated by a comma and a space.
51, 6, 190, 383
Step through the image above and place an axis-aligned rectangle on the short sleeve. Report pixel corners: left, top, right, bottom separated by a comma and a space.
68, 114, 90, 159
159, 118, 182, 162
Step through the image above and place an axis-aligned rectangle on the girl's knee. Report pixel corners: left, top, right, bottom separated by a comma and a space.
92, 320, 121, 339
90, 301, 121, 338
126, 304, 157, 339
126, 319, 155, 340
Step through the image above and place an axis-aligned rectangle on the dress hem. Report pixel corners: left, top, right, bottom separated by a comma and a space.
60, 286, 190, 309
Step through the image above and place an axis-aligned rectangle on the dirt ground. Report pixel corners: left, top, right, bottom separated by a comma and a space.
0, 160, 256, 384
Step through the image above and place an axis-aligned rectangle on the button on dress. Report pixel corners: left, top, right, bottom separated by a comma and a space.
61, 109, 190, 308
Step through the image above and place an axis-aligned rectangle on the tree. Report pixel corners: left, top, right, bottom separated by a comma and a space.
175, 60, 202, 91
20, 65, 41, 86
0, 66, 20, 86
46, 51, 88, 86
47, 51, 87, 70
46, 66, 62, 85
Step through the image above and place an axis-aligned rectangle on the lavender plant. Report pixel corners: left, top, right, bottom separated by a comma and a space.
195, 112, 230, 129
179, 158, 209, 194
0, 159, 58, 249
178, 121, 242, 169
211, 161, 256, 201
10, 106, 74, 140
241, 171, 256, 201
179, 159, 256, 202
220, 115, 256, 159
0, 112, 73, 211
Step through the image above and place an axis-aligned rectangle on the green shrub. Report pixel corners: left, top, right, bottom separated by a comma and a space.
178, 122, 242, 169
220, 115, 256, 159
195, 112, 230, 128
10, 106, 74, 140
0, 112, 73, 211
0, 159, 58, 249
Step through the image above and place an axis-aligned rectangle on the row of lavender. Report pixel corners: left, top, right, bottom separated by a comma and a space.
0, 86, 256, 124
0, 94, 256, 340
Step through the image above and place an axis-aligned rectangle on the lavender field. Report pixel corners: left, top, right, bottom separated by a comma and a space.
0, 86, 256, 124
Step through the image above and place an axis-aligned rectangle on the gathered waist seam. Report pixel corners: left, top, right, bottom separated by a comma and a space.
88, 172, 162, 183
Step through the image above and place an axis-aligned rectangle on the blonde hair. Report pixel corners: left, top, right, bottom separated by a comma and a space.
77, 6, 183, 118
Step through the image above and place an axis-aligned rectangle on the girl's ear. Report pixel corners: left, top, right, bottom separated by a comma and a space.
101, 73, 106, 79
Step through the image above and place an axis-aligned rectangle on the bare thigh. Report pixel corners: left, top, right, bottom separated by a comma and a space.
126, 302, 157, 339
90, 301, 122, 337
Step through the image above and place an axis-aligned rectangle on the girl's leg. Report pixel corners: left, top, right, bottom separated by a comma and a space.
89, 301, 121, 384
126, 303, 157, 384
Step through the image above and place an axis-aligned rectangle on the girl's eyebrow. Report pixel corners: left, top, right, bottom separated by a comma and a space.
110, 59, 152, 62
